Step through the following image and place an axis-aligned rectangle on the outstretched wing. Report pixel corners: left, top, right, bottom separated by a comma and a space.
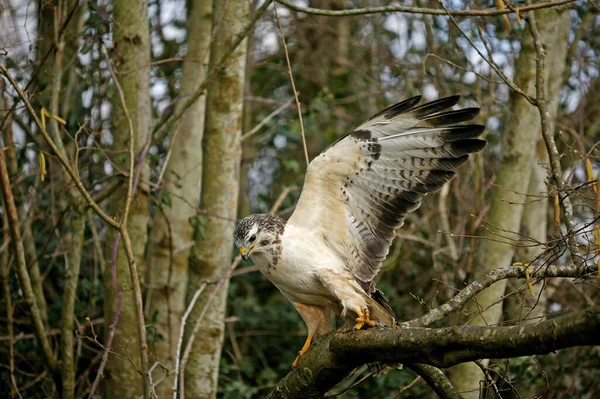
288, 95, 486, 283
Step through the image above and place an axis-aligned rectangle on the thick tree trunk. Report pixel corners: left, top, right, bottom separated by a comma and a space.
102, 0, 151, 396
146, 0, 212, 397
449, 9, 571, 396
184, 0, 249, 397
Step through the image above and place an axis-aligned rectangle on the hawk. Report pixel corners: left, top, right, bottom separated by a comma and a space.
234, 95, 485, 367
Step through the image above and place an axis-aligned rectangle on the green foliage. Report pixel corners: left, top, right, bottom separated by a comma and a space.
1, 1, 599, 398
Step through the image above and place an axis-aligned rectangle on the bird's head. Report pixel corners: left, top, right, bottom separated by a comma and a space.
234, 214, 285, 261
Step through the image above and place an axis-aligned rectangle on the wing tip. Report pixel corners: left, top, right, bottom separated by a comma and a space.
380, 95, 423, 120
426, 107, 481, 126
458, 138, 487, 153
410, 95, 462, 118
444, 124, 486, 141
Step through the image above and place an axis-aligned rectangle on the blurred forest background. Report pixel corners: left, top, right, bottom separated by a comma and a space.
0, 0, 599, 398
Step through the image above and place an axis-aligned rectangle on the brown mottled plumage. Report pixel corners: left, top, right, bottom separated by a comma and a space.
234, 95, 486, 367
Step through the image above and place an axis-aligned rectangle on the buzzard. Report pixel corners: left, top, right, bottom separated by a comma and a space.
234, 95, 486, 367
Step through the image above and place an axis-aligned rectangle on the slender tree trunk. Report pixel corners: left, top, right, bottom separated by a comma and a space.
450, 9, 570, 397
103, 0, 151, 396
33, 2, 88, 396
146, 0, 212, 397
184, 0, 249, 397
59, 207, 86, 399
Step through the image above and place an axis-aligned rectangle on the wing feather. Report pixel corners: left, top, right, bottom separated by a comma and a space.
288, 95, 486, 283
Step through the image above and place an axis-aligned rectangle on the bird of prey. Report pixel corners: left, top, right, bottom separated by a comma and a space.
234, 95, 486, 367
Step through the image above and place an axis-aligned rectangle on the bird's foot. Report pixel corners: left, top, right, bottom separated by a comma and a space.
353, 308, 376, 331
292, 352, 301, 368
292, 334, 313, 368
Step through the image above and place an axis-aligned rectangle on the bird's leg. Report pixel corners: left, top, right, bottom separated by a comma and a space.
291, 302, 332, 368
353, 308, 376, 331
292, 334, 313, 368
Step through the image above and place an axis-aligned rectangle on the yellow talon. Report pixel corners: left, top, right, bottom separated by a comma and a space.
292, 334, 313, 368
354, 308, 376, 331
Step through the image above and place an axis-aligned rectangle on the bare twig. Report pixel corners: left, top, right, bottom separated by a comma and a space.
474, 360, 501, 398
423, 53, 503, 84
0, 0, 82, 134
273, 2, 309, 166
178, 256, 242, 399
526, 12, 583, 263
102, 45, 135, 228
0, 145, 57, 374
0, 65, 120, 230
269, 186, 292, 214
152, 0, 271, 143
241, 97, 294, 141
155, 118, 182, 189
88, 234, 123, 399
1, 84, 50, 326
437, 0, 536, 105
392, 375, 421, 399
120, 232, 151, 391
147, 362, 165, 399
276, 0, 575, 17
171, 282, 209, 399
1, 212, 21, 398
403, 262, 596, 328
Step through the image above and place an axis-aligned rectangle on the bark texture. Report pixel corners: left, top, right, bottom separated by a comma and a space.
103, 0, 151, 396
450, 9, 571, 396
184, 0, 249, 397
146, 0, 212, 397
269, 306, 600, 399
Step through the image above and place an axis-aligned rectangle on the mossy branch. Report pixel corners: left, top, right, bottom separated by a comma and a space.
269, 263, 598, 399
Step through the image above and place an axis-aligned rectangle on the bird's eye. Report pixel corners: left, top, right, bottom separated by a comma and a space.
249, 234, 256, 242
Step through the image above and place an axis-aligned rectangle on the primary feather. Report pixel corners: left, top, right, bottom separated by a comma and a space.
288, 95, 486, 285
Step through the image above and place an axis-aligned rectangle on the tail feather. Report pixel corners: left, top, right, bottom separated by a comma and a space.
367, 284, 401, 376
365, 284, 396, 327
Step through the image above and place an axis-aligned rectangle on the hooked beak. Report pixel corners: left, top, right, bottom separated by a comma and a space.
239, 246, 250, 261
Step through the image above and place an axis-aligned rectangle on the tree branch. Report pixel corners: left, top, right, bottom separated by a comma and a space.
408, 364, 463, 399
404, 262, 596, 328
275, 0, 575, 17
335, 306, 600, 366
526, 12, 583, 263
268, 262, 596, 398
152, 0, 271, 143
0, 65, 120, 230
270, 306, 600, 398
0, 146, 57, 375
